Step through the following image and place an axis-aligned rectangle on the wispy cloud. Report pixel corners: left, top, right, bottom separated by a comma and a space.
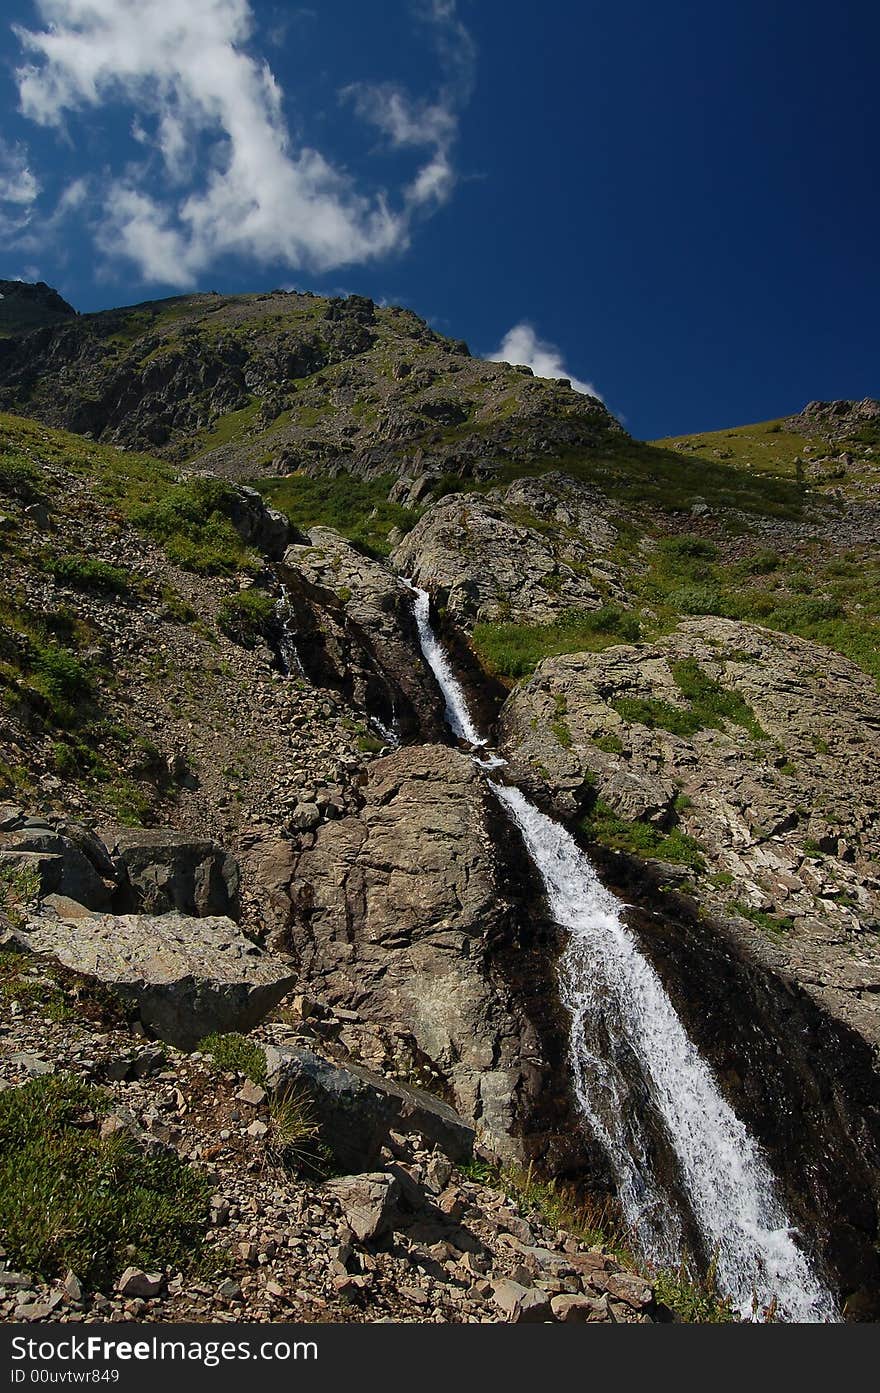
11, 0, 475, 285
342, 0, 476, 211
488, 322, 603, 401
0, 139, 40, 239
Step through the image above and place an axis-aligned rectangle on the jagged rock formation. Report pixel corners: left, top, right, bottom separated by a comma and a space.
497, 617, 880, 1046
0, 280, 76, 338
0, 287, 622, 481
280, 527, 446, 739
393, 474, 629, 625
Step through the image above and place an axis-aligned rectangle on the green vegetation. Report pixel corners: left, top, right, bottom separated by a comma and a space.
580, 800, 705, 868
652, 1260, 735, 1323
0, 449, 40, 501
199, 1031, 267, 1086
460, 1158, 628, 1255
0, 414, 258, 577
472, 604, 641, 681
612, 661, 765, 741
127, 478, 258, 574
216, 588, 276, 646
728, 901, 795, 940
45, 554, 132, 595
256, 472, 418, 558
0, 1074, 212, 1288
550, 691, 573, 747
0, 864, 41, 930
460, 1159, 733, 1322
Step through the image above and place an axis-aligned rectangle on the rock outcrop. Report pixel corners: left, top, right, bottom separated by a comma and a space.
286, 744, 564, 1163
263, 1044, 475, 1170
497, 616, 880, 1045
280, 527, 446, 740
100, 826, 241, 919
393, 474, 628, 626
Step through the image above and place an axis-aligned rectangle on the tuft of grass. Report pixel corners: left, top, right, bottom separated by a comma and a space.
199, 1031, 266, 1086
472, 604, 641, 681
652, 1259, 735, 1323
216, 588, 276, 646
0, 864, 41, 929
0, 1073, 212, 1289
267, 1090, 329, 1176
45, 554, 132, 595
580, 800, 705, 868
0, 450, 41, 502
728, 900, 795, 939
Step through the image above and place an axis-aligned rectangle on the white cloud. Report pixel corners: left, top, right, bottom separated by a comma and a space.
342, 0, 476, 211
0, 140, 40, 240
488, 323, 603, 401
12, 0, 474, 285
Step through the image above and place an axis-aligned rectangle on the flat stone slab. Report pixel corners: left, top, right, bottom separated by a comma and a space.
19, 912, 295, 1048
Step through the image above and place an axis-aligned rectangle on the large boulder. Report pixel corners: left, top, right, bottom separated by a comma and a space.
263, 1044, 474, 1171
287, 744, 562, 1163
101, 827, 241, 919
16, 910, 295, 1047
280, 527, 446, 739
0, 823, 113, 911
224, 485, 297, 560
392, 474, 627, 627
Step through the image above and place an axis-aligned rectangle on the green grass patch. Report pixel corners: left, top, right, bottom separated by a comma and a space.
45, 554, 132, 595
580, 800, 705, 868
216, 588, 276, 646
199, 1032, 266, 1086
472, 604, 641, 681
728, 901, 795, 939
126, 478, 258, 575
255, 472, 417, 558
0, 1073, 212, 1289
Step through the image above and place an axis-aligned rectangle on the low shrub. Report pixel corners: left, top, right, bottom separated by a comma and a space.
0, 1074, 212, 1288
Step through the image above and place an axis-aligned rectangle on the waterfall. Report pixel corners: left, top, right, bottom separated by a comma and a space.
401, 582, 486, 747
405, 582, 838, 1322
275, 586, 306, 678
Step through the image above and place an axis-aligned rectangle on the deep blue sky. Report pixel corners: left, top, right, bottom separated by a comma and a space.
1, 0, 877, 438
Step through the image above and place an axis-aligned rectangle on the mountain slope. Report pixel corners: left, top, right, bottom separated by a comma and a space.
0, 288, 620, 483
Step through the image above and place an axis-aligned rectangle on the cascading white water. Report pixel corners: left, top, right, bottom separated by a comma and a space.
402, 582, 486, 747
406, 583, 838, 1322
275, 587, 306, 678
495, 783, 837, 1322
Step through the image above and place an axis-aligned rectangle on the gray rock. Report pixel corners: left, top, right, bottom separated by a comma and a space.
101, 827, 240, 919
497, 616, 880, 1048
0, 836, 111, 910
491, 1278, 553, 1323
393, 474, 627, 627
551, 1292, 610, 1322
280, 528, 446, 740
324, 1173, 400, 1243
117, 1267, 164, 1298
17, 911, 296, 1048
225, 486, 297, 560
287, 744, 550, 1161
263, 1044, 474, 1170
